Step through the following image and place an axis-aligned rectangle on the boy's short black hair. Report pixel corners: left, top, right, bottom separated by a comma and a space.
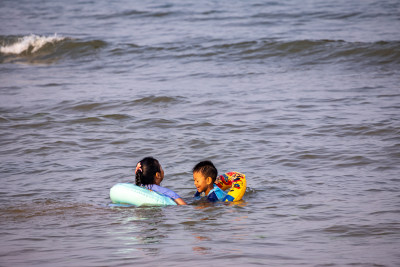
192, 160, 218, 183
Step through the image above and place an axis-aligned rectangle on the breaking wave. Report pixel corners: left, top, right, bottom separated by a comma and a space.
0, 34, 66, 55
0, 34, 107, 64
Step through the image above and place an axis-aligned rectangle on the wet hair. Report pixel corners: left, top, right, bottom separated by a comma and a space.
192, 160, 218, 183
135, 157, 161, 186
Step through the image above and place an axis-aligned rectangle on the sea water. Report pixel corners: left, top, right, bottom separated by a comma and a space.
1, 0, 399, 266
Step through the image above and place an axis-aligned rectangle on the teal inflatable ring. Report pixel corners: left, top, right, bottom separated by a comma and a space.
110, 183, 177, 206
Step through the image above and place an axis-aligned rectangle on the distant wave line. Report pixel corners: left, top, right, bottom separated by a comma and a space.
114, 38, 400, 65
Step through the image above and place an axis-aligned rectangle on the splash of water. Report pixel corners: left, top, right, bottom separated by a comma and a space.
0, 34, 65, 54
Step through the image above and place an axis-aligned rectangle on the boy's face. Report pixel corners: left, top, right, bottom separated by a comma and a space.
193, 171, 212, 194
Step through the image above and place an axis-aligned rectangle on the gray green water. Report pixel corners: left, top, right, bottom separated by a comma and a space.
1, 0, 400, 266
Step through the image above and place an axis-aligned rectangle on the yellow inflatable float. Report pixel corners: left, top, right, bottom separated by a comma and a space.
215, 171, 246, 202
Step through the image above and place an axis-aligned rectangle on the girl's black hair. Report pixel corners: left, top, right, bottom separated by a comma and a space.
192, 160, 218, 183
135, 157, 161, 186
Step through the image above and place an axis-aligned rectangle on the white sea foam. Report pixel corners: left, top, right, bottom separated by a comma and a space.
0, 34, 65, 54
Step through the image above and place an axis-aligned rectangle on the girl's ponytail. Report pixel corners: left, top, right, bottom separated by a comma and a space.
135, 162, 143, 186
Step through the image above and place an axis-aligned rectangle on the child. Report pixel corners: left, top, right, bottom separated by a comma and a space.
135, 157, 187, 205
192, 160, 227, 202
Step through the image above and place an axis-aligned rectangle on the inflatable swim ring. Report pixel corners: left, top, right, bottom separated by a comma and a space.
215, 171, 247, 202
110, 183, 177, 206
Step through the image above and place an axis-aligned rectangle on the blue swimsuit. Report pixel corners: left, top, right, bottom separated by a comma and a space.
194, 185, 227, 202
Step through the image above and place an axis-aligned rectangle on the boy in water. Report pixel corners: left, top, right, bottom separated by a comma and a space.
192, 160, 227, 202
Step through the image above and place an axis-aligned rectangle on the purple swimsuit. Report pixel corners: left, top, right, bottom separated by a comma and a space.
143, 184, 181, 200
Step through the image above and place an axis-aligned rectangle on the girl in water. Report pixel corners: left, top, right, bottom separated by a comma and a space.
135, 157, 187, 205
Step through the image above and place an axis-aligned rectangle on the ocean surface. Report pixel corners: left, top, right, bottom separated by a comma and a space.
1, 0, 400, 266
